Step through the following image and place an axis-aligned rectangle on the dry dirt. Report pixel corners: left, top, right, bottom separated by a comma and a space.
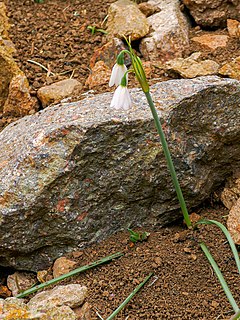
64, 205, 240, 320
1, 1, 240, 319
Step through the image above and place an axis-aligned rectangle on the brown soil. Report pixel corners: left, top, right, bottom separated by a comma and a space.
2, 1, 240, 319
44, 205, 240, 319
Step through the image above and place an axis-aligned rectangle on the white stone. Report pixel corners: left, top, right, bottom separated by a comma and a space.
140, 0, 189, 62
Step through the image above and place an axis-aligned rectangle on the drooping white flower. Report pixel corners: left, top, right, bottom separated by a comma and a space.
110, 85, 132, 110
109, 63, 128, 87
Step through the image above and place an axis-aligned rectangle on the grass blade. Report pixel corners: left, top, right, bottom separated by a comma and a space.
200, 242, 239, 313
106, 272, 153, 320
16, 251, 123, 298
196, 219, 240, 274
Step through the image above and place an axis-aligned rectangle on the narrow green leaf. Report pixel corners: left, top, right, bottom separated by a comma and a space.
16, 252, 123, 298
200, 242, 239, 313
106, 272, 153, 320
196, 219, 240, 274
95, 28, 108, 34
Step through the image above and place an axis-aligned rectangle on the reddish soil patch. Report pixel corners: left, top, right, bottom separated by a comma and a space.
2, 1, 240, 319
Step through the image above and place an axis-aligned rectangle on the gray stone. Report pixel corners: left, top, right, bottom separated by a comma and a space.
0, 76, 240, 270
182, 0, 240, 28
140, 0, 189, 62
106, 0, 149, 40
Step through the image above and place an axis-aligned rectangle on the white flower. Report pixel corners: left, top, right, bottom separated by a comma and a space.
110, 85, 132, 110
109, 63, 128, 87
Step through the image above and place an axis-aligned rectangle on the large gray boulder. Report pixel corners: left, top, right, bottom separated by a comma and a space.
0, 76, 240, 271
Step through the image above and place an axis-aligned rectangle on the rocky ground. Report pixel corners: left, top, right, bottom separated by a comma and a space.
1, 0, 240, 129
1, 0, 240, 319
2, 205, 240, 319
49, 206, 240, 320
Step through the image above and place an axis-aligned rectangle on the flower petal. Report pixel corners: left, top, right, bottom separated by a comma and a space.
109, 64, 118, 87
110, 85, 132, 110
109, 63, 128, 87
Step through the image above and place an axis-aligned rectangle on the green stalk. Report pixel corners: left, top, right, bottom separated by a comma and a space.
106, 272, 153, 320
196, 219, 240, 274
230, 310, 240, 320
144, 91, 191, 228
200, 242, 239, 313
16, 252, 123, 298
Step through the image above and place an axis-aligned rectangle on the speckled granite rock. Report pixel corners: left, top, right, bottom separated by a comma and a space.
0, 76, 240, 270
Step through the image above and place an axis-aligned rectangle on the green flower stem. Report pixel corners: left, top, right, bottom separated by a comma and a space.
16, 251, 123, 298
200, 242, 239, 313
230, 310, 240, 320
106, 272, 153, 320
144, 91, 191, 228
